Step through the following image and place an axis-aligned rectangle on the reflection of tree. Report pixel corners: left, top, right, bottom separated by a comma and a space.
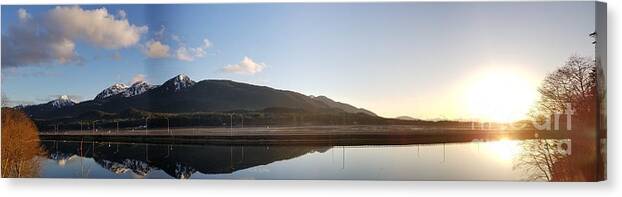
1, 108, 45, 178
517, 55, 603, 181
514, 139, 572, 181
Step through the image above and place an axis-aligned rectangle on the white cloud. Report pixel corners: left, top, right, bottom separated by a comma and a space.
117, 10, 127, 19
51, 38, 77, 64
223, 56, 266, 75
145, 27, 210, 61
46, 6, 148, 49
171, 34, 181, 42
194, 47, 207, 57
174, 38, 211, 62
145, 40, 170, 58
175, 47, 193, 61
1, 6, 148, 68
154, 25, 166, 40
1, 20, 79, 67
18, 8, 31, 22
203, 38, 212, 48
175, 46, 202, 61
130, 74, 146, 84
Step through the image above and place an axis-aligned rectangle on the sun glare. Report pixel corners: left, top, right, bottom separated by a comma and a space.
463, 67, 538, 123
485, 139, 521, 162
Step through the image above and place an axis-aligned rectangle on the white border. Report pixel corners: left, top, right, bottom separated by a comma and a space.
1, 0, 619, 197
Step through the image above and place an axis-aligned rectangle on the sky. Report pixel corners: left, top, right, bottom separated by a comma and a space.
1, 2, 596, 121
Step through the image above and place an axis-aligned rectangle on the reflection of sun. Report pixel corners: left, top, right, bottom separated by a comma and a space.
486, 139, 521, 162
463, 67, 538, 123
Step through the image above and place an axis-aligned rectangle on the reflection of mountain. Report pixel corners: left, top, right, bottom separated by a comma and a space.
41, 141, 330, 179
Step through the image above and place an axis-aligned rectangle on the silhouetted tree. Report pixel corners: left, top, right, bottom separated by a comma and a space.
516, 55, 601, 181
533, 55, 597, 128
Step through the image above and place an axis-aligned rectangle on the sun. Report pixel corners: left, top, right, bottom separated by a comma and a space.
462, 67, 538, 123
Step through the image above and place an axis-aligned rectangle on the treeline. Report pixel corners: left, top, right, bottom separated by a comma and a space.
34, 110, 384, 132
32, 108, 478, 132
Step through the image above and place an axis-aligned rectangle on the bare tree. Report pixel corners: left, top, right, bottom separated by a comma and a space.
516, 55, 600, 181
533, 55, 596, 126
1, 108, 45, 177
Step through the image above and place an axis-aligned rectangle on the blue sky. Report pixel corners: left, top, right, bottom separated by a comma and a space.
1, 2, 596, 120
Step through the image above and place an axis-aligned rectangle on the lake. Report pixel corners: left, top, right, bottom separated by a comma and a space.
37, 139, 560, 180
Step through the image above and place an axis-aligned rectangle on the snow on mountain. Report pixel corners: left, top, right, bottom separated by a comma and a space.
49, 95, 77, 108
174, 163, 196, 179
122, 81, 158, 97
95, 83, 129, 100
99, 160, 130, 174
162, 74, 196, 92
92, 74, 196, 100
95, 81, 157, 100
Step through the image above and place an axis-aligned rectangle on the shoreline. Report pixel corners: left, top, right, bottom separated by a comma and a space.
38, 125, 570, 146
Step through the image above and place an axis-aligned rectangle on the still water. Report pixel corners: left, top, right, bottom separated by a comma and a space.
38, 139, 552, 180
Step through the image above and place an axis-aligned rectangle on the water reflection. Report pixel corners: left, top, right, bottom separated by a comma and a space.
39, 140, 526, 180
514, 135, 604, 181
39, 137, 604, 181
41, 141, 330, 179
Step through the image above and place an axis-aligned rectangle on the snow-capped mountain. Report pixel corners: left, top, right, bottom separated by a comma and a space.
95, 81, 157, 100
94, 74, 193, 100
95, 83, 129, 100
122, 81, 158, 97
99, 159, 130, 174
49, 95, 76, 108
161, 74, 196, 92
21, 74, 379, 121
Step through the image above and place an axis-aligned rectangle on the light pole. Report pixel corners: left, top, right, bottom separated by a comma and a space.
167, 117, 170, 135
145, 117, 149, 135
92, 121, 97, 135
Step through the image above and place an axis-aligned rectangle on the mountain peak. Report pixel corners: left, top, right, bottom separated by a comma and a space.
123, 81, 157, 97
162, 74, 196, 92
95, 83, 129, 100
176, 74, 190, 81
130, 80, 146, 85
50, 95, 76, 108
111, 83, 129, 89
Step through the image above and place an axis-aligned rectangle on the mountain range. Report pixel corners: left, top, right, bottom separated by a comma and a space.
21, 74, 377, 120
94, 81, 158, 100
